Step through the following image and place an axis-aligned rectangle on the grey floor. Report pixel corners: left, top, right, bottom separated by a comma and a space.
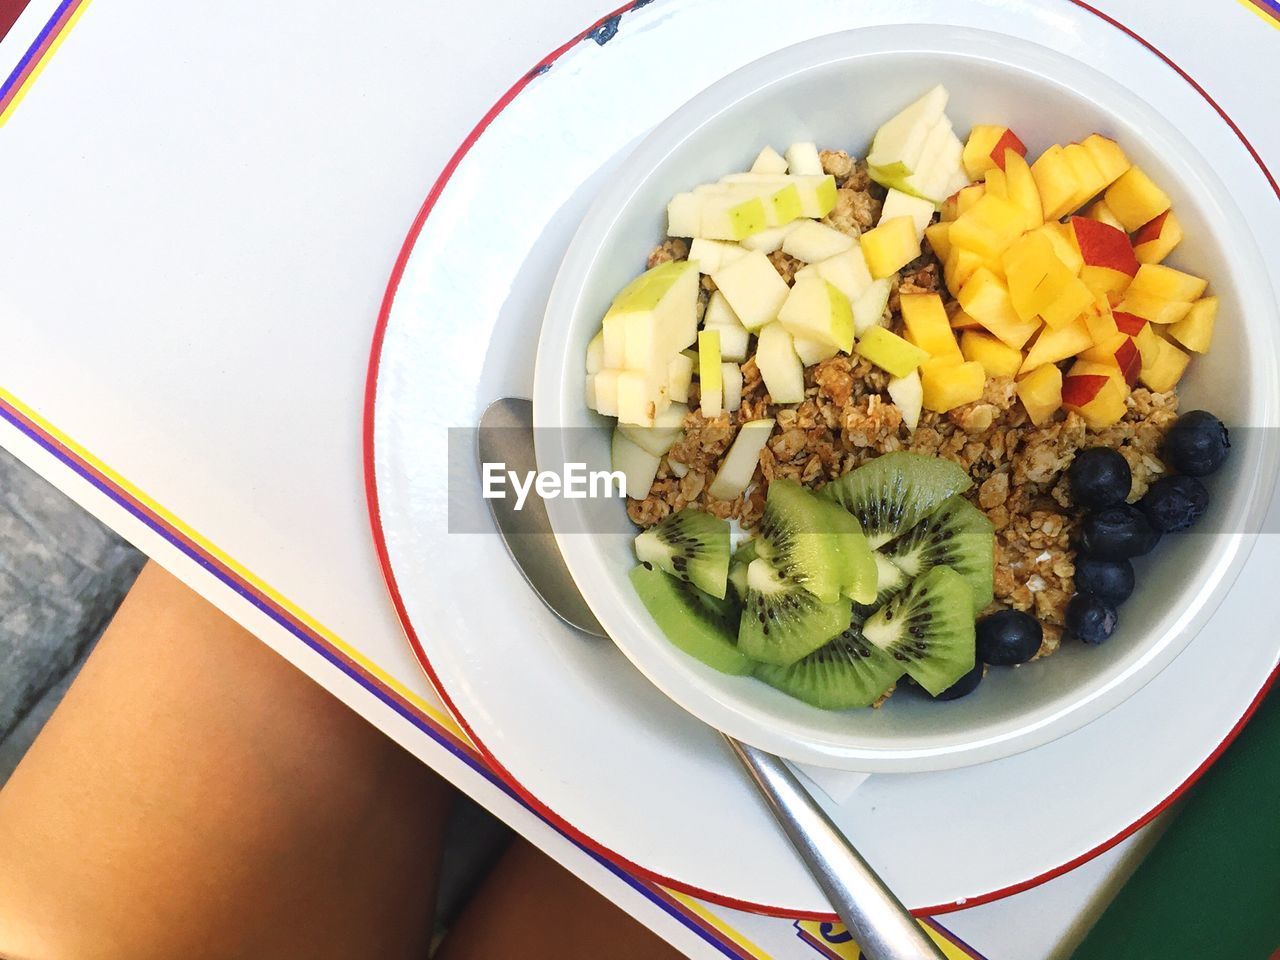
0, 447, 510, 929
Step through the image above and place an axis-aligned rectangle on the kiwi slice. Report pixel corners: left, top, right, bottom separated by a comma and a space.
811, 497, 878, 605
819, 452, 972, 548
756, 478, 845, 603
853, 552, 910, 621
879, 496, 994, 611
861, 565, 976, 696
737, 556, 852, 666
727, 539, 758, 605
634, 507, 730, 599
755, 623, 904, 710
629, 564, 751, 676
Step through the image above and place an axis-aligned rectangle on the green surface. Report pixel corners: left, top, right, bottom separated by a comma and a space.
1071, 683, 1280, 960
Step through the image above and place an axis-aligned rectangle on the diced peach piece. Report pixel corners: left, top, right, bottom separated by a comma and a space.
1139, 336, 1191, 392
1039, 276, 1095, 330
856, 326, 930, 378
1020, 316, 1093, 373
961, 330, 1023, 377
1003, 149, 1043, 232
962, 125, 1027, 180
1033, 222, 1084, 275
1132, 210, 1183, 264
921, 358, 986, 412
1083, 293, 1120, 344
1080, 332, 1142, 386
1062, 143, 1108, 212
941, 183, 984, 222
1115, 311, 1162, 367
901, 293, 963, 361
1016, 364, 1063, 426
1167, 296, 1217, 353
949, 193, 1027, 260
1080, 134, 1132, 186
1127, 263, 1208, 302
1084, 199, 1126, 231
924, 221, 952, 262
860, 216, 921, 279
984, 166, 1008, 198
949, 308, 984, 331
1070, 216, 1139, 298
1001, 231, 1075, 321
1063, 362, 1128, 429
957, 267, 1042, 349
1104, 166, 1171, 232
1030, 145, 1080, 221
944, 246, 987, 296
1114, 289, 1193, 325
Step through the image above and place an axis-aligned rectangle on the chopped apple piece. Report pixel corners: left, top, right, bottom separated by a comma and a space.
1139, 336, 1191, 392
1084, 199, 1126, 231
887, 369, 924, 431
754, 323, 806, 403
1016, 364, 1063, 425
593, 369, 621, 417
1114, 289, 1193, 325
778, 276, 854, 352
793, 336, 839, 366
699, 192, 769, 240
1080, 134, 1131, 186
1062, 142, 1108, 212
698, 330, 723, 418
1062, 363, 1128, 429
1104, 166, 1171, 232
1168, 296, 1217, 353
739, 221, 800, 254
852, 278, 893, 336
784, 142, 823, 176
708, 419, 775, 501
667, 192, 702, 238
721, 363, 744, 412
795, 246, 873, 302
856, 326, 930, 378
688, 238, 746, 275
712, 250, 790, 331
1127, 263, 1208, 302
719, 173, 838, 218
1002, 149, 1043, 232
612, 428, 662, 499
880, 188, 936, 237
962, 125, 1027, 180
585, 376, 598, 411
957, 268, 1041, 349
889, 119, 964, 201
1070, 216, 1139, 298
859, 216, 921, 279
921, 358, 985, 413
617, 370, 668, 426
751, 145, 789, 175
901, 293, 963, 361
619, 403, 688, 457
1030, 145, 1080, 221
1001, 231, 1075, 321
949, 193, 1026, 260
924, 221, 952, 262
1020, 316, 1093, 374
783, 220, 855, 263
586, 330, 605, 375
866, 85, 950, 180
1132, 210, 1183, 264
668, 354, 694, 403
961, 330, 1022, 377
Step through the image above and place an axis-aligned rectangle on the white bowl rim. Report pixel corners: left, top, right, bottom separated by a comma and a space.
533, 25, 1280, 771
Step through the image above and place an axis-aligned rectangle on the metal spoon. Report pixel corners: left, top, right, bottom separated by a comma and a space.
477, 397, 945, 960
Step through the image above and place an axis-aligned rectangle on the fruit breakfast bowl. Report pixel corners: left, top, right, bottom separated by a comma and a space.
532, 26, 1280, 772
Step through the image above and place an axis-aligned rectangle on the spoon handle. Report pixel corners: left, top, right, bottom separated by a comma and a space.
722, 735, 946, 960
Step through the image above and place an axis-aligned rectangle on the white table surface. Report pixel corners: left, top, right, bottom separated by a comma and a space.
1, 1, 1274, 956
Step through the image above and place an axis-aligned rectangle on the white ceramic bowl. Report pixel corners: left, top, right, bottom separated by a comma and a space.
533, 26, 1279, 771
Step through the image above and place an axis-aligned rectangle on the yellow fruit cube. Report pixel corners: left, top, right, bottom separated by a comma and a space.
1167, 296, 1217, 353
1139, 336, 1190, 392
1104, 166, 1171, 232
1083, 199, 1126, 231
1001, 232, 1076, 321
1132, 210, 1183, 264
961, 330, 1023, 378
924, 221, 952, 263
958, 268, 1042, 349
944, 245, 987, 296
855, 326, 930, 378
921, 358, 986, 412
901, 293, 963, 361
1083, 294, 1120, 344
962, 125, 1027, 180
1030, 145, 1080, 221
1020, 316, 1093, 374
1127, 263, 1208, 302
1063, 361, 1129, 429
1115, 289, 1194, 325
1016, 363, 1063, 425
1080, 134, 1131, 186
984, 166, 1008, 198
941, 183, 984, 222
1062, 143, 1108, 212
1039, 275, 1096, 330
949, 193, 1026, 260
1032, 222, 1084, 275
859, 216, 921, 279
1003, 149, 1044, 232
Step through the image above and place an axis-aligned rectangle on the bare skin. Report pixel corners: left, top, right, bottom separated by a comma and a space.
0, 562, 682, 960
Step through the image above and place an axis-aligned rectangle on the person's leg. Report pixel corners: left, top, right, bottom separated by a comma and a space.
0, 561, 451, 960
437, 838, 686, 960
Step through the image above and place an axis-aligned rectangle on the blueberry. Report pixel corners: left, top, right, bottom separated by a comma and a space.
1073, 556, 1135, 605
932, 661, 984, 701
1139, 475, 1209, 533
1065, 594, 1118, 644
1080, 505, 1160, 560
1164, 411, 1229, 477
1068, 448, 1132, 509
976, 609, 1043, 665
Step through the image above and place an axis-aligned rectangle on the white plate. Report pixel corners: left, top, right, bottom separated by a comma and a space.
367, 0, 1280, 914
